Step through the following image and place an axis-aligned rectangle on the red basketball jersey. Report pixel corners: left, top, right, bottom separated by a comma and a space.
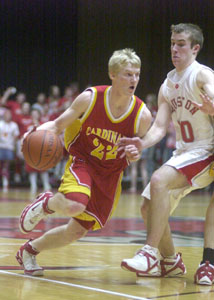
66, 85, 145, 175
63, 86, 146, 228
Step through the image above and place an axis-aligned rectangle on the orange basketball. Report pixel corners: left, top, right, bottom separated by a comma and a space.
22, 130, 63, 171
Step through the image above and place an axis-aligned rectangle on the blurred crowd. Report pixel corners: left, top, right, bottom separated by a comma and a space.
0, 82, 80, 195
0, 85, 176, 195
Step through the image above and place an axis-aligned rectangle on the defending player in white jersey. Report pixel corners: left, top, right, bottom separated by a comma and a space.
119, 23, 214, 285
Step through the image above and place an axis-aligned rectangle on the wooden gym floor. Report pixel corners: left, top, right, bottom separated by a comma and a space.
0, 187, 214, 300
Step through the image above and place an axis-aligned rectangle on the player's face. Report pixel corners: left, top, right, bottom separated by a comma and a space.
170, 32, 199, 71
112, 63, 140, 96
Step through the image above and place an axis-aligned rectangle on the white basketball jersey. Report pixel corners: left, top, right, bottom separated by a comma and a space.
162, 61, 214, 151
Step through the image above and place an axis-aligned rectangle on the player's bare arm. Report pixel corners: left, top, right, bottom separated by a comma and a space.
137, 105, 152, 139
118, 85, 171, 153
192, 68, 214, 115
138, 86, 171, 149
124, 106, 152, 161
38, 91, 92, 134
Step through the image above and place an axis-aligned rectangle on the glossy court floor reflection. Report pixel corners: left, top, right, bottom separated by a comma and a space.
0, 187, 214, 300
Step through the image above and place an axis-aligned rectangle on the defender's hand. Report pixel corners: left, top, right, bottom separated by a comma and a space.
192, 93, 214, 115
125, 144, 141, 162
117, 136, 143, 158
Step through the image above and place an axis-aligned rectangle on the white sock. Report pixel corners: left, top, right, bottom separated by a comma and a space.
29, 172, 37, 193
41, 172, 51, 191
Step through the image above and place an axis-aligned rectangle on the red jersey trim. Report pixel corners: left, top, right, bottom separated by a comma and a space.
69, 156, 91, 189
178, 154, 214, 185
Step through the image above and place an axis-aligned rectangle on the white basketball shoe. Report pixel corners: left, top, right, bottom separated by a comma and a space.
19, 191, 54, 234
121, 244, 162, 276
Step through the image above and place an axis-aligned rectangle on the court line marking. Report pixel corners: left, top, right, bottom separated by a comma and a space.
0, 270, 149, 300
0, 242, 142, 246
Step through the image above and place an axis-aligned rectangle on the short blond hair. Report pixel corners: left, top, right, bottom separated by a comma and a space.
108, 48, 141, 75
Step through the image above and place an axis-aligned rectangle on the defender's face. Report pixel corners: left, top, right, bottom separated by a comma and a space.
111, 63, 140, 96
170, 32, 199, 71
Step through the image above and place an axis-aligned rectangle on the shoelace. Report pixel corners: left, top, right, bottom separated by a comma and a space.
136, 248, 154, 256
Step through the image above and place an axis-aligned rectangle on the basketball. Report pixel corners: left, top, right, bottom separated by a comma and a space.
22, 130, 63, 171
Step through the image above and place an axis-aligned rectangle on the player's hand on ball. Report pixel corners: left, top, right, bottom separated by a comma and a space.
125, 144, 141, 162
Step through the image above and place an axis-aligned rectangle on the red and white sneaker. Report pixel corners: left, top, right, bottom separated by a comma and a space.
137, 252, 186, 278
194, 261, 214, 285
19, 191, 54, 234
160, 253, 186, 277
121, 245, 162, 276
16, 240, 44, 276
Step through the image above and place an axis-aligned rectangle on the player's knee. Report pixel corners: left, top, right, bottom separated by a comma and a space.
150, 170, 166, 192
64, 201, 86, 216
54, 192, 86, 216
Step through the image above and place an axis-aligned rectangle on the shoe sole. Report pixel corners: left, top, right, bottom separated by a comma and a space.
121, 261, 161, 277
195, 276, 213, 286
196, 279, 212, 286
121, 261, 138, 273
121, 262, 185, 278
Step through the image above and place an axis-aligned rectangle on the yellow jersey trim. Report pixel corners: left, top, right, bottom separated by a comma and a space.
104, 87, 136, 123
81, 87, 97, 124
134, 102, 145, 135
64, 88, 98, 151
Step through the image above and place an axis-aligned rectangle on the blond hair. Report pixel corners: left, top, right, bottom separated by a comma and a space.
108, 48, 141, 75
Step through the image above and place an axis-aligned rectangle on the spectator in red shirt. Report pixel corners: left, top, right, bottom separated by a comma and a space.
5, 92, 27, 118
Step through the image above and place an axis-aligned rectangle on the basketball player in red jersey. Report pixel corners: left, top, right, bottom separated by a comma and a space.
16, 48, 152, 276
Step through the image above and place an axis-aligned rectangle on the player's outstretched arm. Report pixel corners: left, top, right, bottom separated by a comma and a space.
118, 85, 171, 155
38, 91, 92, 134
